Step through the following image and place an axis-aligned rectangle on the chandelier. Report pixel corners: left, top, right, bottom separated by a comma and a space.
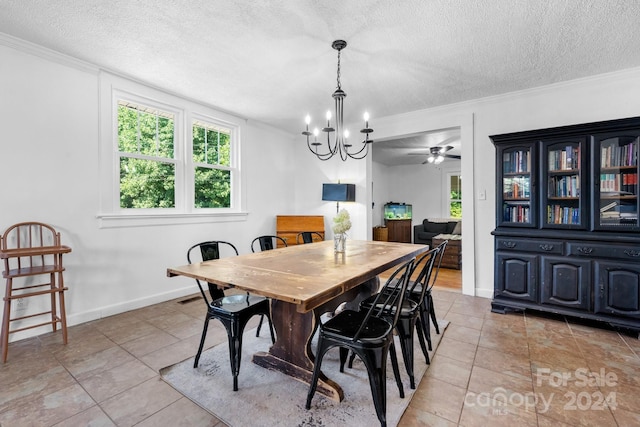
302, 40, 374, 161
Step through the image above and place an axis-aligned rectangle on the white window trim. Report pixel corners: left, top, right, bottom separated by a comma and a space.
97, 71, 247, 228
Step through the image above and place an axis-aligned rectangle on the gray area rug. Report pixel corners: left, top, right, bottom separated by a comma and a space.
160, 321, 448, 427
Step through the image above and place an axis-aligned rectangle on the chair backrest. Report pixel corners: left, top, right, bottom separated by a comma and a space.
427, 240, 448, 291
1, 222, 61, 271
187, 241, 239, 304
296, 231, 323, 245
251, 235, 287, 252
406, 247, 439, 303
353, 257, 415, 341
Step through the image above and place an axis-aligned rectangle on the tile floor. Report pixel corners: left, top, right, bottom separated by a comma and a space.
1, 287, 639, 426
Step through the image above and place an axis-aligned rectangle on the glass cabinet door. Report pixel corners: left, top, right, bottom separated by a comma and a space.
498, 144, 535, 227
593, 131, 640, 231
541, 137, 587, 229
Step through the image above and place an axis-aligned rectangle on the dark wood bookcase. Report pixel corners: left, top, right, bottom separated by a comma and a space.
491, 117, 640, 333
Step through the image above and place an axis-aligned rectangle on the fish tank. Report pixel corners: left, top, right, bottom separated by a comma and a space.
384, 203, 412, 220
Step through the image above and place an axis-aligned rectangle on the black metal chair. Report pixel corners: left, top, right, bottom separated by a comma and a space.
249, 235, 287, 336
305, 257, 415, 427
413, 240, 448, 351
296, 231, 323, 244
187, 240, 275, 391
351, 247, 439, 390
250, 235, 288, 252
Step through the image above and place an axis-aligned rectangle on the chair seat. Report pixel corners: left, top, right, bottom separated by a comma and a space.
322, 310, 393, 343
210, 294, 269, 313
359, 294, 418, 318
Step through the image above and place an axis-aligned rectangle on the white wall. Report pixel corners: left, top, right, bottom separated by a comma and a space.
0, 42, 293, 341
375, 160, 461, 228
372, 67, 640, 298
4, 33, 640, 341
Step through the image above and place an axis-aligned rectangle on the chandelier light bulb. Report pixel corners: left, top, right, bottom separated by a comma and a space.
305, 115, 311, 125
344, 129, 350, 139
326, 111, 332, 121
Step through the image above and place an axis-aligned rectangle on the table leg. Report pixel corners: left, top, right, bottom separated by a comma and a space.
252, 277, 379, 402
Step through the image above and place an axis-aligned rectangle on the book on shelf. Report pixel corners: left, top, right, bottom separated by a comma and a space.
600, 201, 618, 212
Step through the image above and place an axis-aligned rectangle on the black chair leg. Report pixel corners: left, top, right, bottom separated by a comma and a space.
255, 314, 264, 337
225, 319, 244, 392
415, 320, 430, 364
360, 346, 389, 427
339, 347, 349, 372
388, 341, 405, 398
428, 293, 440, 334
396, 318, 415, 389
193, 316, 211, 368
306, 337, 327, 410
420, 297, 433, 350
347, 349, 357, 369
266, 312, 276, 344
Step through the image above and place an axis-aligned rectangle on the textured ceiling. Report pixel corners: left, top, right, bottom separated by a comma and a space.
2, 1, 640, 165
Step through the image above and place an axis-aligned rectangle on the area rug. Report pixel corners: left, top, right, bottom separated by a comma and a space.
160, 321, 448, 427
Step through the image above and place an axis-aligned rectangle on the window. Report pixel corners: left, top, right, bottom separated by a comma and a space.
192, 120, 231, 208
99, 73, 245, 227
118, 101, 176, 208
448, 173, 462, 218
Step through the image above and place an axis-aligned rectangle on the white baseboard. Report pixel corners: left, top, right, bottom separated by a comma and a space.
8, 286, 198, 343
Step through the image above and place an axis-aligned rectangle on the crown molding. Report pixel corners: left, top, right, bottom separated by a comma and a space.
0, 31, 98, 74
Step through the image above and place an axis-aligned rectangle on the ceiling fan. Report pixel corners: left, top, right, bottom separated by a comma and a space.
409, 145, 461, 164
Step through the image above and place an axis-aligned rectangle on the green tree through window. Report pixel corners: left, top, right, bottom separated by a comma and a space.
116, 101, 234, 210
118, 103, 176, 208
192, 121, 231, 208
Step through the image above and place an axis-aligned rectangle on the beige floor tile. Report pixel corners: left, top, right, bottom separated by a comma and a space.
100, 377, 182, 426
4, 274, 640, 427
473, 346, 532, 382
443, 324, 481, 345
135, 397, 223, 427
399, 405, 458, 427
62, 345, 137, 381
52, 405, 117, 427
0, 365, 77, 413
436, 336, 477, 364
120, 328, 180, 358
443, 311, 484, 330
426, 354, 472, 388
411, 376, 466, 423
0, 383, 94, 427
78, 359, 157, 402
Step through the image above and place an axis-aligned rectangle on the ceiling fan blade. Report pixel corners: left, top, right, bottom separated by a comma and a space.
443, 154, 461, 159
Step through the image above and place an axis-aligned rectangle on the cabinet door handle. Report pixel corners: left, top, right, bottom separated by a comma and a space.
502, 241, 517, 249
599, 284, 605, 298
577, 247, 593, 255
539, 244, 554, 251
624, 250, 640, 258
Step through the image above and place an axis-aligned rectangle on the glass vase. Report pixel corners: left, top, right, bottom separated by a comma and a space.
334, 233, 347, 253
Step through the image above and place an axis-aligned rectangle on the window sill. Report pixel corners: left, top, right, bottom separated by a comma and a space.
96, 212, 248, 229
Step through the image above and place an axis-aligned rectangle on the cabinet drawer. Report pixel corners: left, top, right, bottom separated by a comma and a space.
567, 242, 640, 261
496, 238, 563, 255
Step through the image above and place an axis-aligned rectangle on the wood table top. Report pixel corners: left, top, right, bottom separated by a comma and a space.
167, 240, 427, 313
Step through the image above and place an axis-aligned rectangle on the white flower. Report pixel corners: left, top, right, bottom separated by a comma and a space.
332, 209, 352, 234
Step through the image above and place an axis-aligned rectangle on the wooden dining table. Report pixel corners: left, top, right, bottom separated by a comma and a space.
167, 239, 427, 402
